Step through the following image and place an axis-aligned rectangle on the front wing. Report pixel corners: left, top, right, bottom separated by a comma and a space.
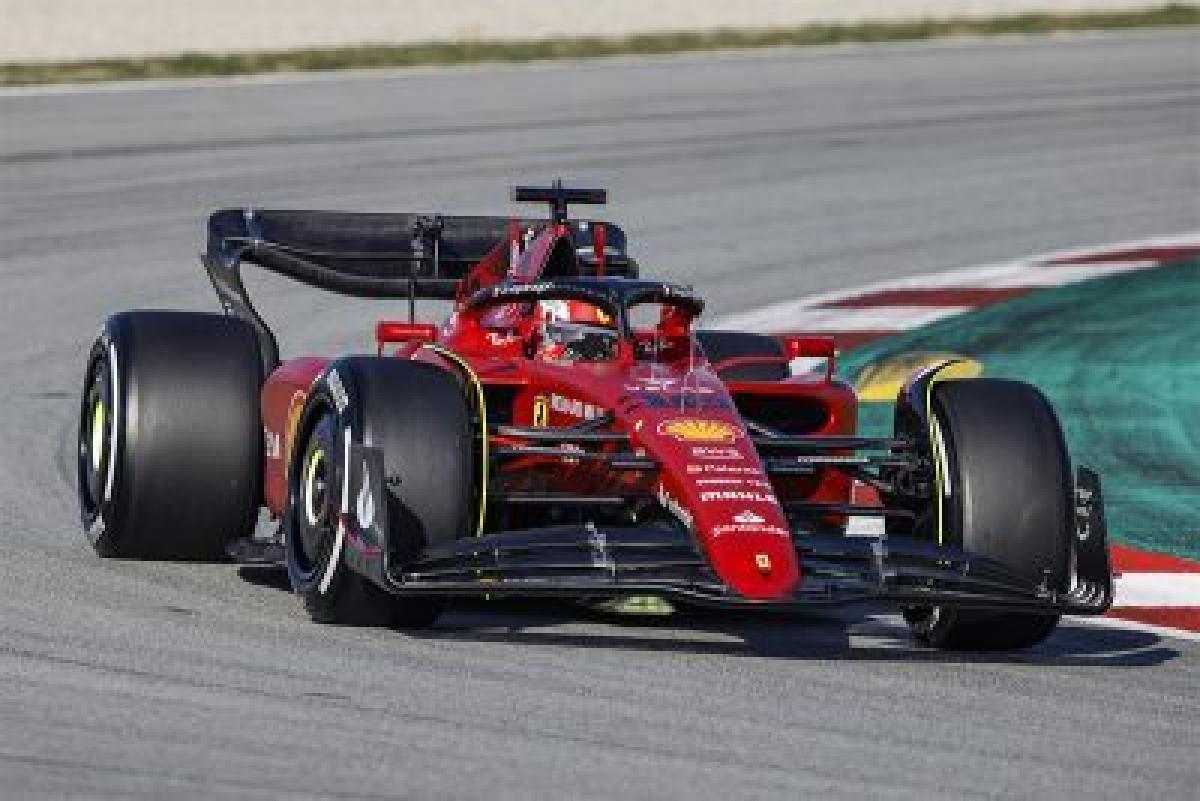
235, 458, 1111, 615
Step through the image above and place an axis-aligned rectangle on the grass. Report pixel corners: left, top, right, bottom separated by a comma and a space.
3, 4, 1197, 87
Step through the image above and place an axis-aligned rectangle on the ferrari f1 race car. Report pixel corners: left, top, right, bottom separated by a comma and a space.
78, 182, 1113, 650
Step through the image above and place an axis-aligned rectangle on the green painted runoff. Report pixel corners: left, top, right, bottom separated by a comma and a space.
840, 259, 1200, 561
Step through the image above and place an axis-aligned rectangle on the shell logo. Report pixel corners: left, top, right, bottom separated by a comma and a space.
657, 418, 738, 444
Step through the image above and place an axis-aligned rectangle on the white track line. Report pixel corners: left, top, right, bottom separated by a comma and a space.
1070, 615, 1200, 643
755, 305, 976, 332
711, 231, 1200, 332
1115, 574, 1200, 608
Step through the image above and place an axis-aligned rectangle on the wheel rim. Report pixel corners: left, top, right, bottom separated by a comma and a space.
89, 397, 106, 473
303, 447, 328, 527
79, 361, 111, 514
297, 440, 333, 571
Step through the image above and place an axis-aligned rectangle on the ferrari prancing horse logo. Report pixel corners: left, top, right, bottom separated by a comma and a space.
532, 395, 549, 427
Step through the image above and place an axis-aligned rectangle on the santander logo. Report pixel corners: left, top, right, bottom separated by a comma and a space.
733, 510, 765, 525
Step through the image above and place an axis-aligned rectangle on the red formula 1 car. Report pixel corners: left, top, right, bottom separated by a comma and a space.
77, 183, 1112, 650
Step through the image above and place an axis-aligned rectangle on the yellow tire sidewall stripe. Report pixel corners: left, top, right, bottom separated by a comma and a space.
422, 345, 489, 537
923, 359, 976, 544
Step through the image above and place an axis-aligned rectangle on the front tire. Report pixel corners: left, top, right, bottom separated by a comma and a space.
78, 311, 263, 560
905, 379, 1071, 651
285, 358, 474, 627
289, 412, 444, 627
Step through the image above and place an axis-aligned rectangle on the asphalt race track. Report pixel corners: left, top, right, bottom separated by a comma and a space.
2, 31, 1198, 799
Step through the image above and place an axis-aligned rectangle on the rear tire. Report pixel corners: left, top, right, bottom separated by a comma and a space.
78, 311, 263, 560
285, 358, 473, 627
696, 331, 789, 382
904, 606, 1060, 651
905, 379, 1071, 651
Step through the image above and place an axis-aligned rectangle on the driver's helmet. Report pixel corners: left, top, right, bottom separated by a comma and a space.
535, 299, 618, 362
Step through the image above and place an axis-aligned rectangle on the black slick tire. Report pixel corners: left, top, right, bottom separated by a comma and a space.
905, 379, 1071, 651
285, 358, 473, 627
78, 311, 263, 560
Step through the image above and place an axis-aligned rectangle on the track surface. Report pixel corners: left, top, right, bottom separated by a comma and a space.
2, 32, 1198, 799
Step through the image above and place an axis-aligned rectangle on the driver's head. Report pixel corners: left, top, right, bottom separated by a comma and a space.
538, 299, 611, 327
535, 299, 617, 362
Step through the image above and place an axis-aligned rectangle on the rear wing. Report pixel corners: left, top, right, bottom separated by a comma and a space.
205, 208, 631, 299
202, 206, 632, 371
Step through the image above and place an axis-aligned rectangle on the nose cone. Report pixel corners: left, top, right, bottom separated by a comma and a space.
705, 526, 800, 600
620, 372, 802, 601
